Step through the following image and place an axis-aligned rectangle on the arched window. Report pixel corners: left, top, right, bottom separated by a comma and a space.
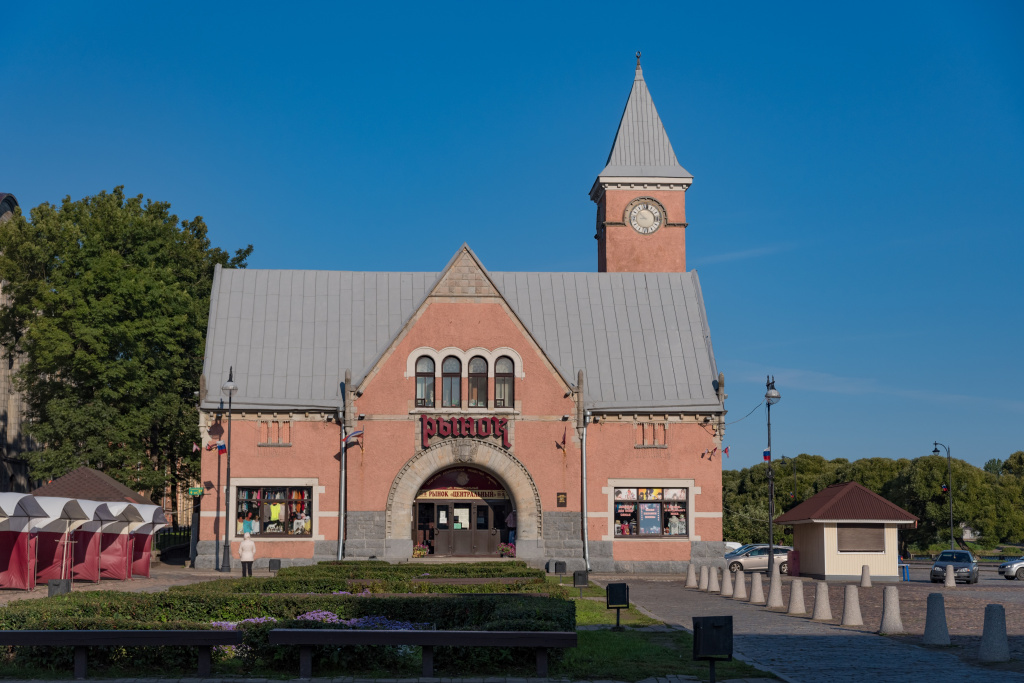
441, 356, 461, 408
415, 356, 435, 407
468, 357, 488, 408
494, 356, 514, 408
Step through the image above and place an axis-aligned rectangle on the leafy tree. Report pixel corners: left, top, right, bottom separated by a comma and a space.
984, 458, 1003, 476
0, 187, 252, 500
1001, 451, 1024, 478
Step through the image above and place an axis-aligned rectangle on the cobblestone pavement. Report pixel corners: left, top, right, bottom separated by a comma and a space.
593, 571, 1024, 682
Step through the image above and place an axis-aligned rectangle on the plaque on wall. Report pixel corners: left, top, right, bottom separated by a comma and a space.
557, 492, 567, 507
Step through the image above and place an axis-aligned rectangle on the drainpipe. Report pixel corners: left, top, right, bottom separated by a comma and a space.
337, 370, 351, 561
578, 370, 591, 571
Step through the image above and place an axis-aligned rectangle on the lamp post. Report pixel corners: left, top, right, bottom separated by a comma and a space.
933, 442, 953, 551
765, 376, 781, 576
220, 367, 238, 573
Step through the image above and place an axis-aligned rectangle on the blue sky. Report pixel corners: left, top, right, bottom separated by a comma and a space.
3, 2, 1022, 468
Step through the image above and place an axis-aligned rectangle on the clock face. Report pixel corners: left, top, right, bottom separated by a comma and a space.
625, 198, 665, 235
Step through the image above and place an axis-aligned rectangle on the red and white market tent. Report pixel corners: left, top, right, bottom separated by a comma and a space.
129, 503, 168, 578
0, 493, 48, 591
29, 496, 91, 583
70, 500, 108, 583
97, 502, 144, 581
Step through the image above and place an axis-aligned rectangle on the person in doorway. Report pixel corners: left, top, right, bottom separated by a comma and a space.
505, 509, 517, 546
239, 532, 256, 577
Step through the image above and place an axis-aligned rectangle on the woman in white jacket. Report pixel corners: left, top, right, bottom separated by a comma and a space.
239, 532, 256, 577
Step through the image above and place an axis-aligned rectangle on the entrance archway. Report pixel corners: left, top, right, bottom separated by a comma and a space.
414, 467, 510, 556
385, 439, 542, 558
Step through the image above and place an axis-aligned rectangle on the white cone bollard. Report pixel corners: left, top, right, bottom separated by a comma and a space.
766, 563, 785, 609
708, 565, 721, 593
923, 593, 950, 646
860, 564, 872, 588
750, 572, 765, 605
685, 562, 698, 589
878, 585, 905, 634
811, 581, 832, 621
841, 584, 863, 626
944, 564, 956, 588
732, 570, 748, 601
721, 565, 734, 597
698, 565, 709, 591
787, 578, 806, 615
979, 603, 1011, 663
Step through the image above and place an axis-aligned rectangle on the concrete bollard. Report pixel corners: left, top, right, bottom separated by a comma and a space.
860, 564, 872, 588
721, 565, 734, 597
841, 584, 863, 626
979, 603, 1011, 663
732, 570, 748, 601
767, 563, 785, 609
787, 578, 806, 615
923, 593, 950, 646
944, 564, 956, 588
708, 566, 721, 593
685, 562, 698, 589
750, 571, 765, 605
878, 585, 904, 634
698, 565, 709, 591
811, 581, 832, 621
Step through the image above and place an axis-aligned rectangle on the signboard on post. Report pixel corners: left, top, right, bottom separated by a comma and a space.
188, 487, 204, 497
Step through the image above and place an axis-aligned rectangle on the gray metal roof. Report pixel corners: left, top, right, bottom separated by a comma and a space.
201, 260, 721, 413
598, 66, 692, 179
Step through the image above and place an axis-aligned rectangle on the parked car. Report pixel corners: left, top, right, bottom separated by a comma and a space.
998, 556, 1024, 580
930, 550, 979, 584
726, 544, 793, 574
724, 541, 743, 552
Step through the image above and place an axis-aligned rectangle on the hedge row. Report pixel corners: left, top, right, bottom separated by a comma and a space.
278, 560, 546, 580
167, 576, 552, 595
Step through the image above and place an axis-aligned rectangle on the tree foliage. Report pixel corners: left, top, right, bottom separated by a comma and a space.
723, 451, 1024, 550
0, 187, 252, 498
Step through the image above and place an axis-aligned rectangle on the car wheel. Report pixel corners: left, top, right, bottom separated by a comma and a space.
779, 562, 789, 575
931, 578, 940, 583
729, 562, 743, 573
971, 574, 978, 584
1017, 568, 1024, 580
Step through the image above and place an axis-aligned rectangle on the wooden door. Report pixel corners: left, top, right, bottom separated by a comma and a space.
452, 503, 472, 555
434, 504, 452, 556
472, 504, 491, 555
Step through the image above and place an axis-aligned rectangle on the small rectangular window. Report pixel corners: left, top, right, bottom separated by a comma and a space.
258, 420, 291, 447
837, 523, 885, 552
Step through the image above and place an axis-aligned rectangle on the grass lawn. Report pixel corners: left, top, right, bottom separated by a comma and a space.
573, 597, 661, 627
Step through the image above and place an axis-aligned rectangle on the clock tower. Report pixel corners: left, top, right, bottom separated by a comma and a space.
591, 56, 692, 273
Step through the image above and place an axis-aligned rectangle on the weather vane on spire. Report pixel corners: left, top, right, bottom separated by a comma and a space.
636, 51, 641, 69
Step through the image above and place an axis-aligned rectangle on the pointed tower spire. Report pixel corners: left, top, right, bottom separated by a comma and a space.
595, 57, 692, 182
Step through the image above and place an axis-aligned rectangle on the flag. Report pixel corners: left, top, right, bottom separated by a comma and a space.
763, 449, 771, 462
217, 441, 227, 455
345, 430, 364, 445
192, 442, 201, 453
941, 484, 949, 493
723, 446, 730, 458
556, 427, 566, 453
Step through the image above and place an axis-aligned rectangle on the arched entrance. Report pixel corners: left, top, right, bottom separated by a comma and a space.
413, 466, 510, 556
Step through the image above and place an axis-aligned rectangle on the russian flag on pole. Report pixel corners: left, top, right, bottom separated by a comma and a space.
763, 448, 771, 462
217, 441, 227, 455
345, 430, 364, 445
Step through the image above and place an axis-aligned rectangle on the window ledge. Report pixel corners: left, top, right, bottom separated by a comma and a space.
634, 445, 668, 450
409, 408, 519, 416
257, 443, 293, 448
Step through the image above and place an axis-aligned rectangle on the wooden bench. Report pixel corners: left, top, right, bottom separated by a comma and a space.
268, 628, 577, 678
0, 630, 244, 679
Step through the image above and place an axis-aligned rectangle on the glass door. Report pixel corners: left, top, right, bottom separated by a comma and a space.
452, 503, 472, 555
434, 504, 452, 555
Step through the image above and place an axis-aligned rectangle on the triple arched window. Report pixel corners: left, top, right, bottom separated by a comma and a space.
414, 354, 516, 409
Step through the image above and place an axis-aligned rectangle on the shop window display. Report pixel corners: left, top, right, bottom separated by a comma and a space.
236, 487, 312, 537
613, 486, 687, 537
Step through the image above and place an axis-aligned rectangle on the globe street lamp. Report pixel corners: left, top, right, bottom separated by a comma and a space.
933, 442, 953, 551
220, 367, 238, 573
765, 376, 781, 576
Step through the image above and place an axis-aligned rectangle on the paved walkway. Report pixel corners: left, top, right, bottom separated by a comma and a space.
592, 575, 1024, 683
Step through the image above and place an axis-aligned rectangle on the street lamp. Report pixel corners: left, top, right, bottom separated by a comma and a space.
765, 376, 781, 576
933, 441, 953, 551
220, 367, 238, 573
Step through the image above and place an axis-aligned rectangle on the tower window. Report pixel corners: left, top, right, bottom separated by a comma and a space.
494, 356, 515, 408
441, 356, 461, 408
415, 356, 435, 407
468, 356, 488, 408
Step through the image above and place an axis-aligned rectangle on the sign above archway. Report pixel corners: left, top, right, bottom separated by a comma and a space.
415, 467, 509, 500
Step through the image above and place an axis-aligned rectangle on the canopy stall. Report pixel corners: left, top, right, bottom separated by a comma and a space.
71, 500, 107, 583
97, 503, 144, 581
29, 497, 91, 582
0, 493, 47, 590
129, 503, 168, 578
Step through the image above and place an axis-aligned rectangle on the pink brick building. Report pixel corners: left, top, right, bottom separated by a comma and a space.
196, 61, 728, 572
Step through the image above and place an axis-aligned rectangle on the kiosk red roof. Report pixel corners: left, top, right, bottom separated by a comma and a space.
774, 481, 917, 525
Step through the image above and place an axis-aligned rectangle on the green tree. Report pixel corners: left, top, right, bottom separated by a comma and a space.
0, 187, 252, 499
1001, 451, 1024, 478
984, 458, 1003, 476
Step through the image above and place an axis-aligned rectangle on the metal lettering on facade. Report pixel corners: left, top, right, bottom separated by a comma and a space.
420, 415, 511, 449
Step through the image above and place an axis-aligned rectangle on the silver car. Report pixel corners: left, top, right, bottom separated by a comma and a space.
930, 550, 978, 584
998, 556, 1024, 580
726, 544, 793, 574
